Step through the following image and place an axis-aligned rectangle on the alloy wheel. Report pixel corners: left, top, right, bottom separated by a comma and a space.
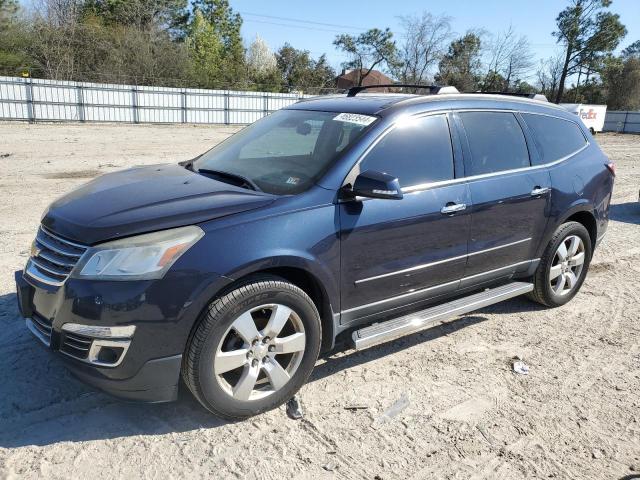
549, 235, 586, 296
214, 304, 306, 401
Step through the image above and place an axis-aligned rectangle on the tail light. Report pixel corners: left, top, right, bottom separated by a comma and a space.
605, 161, 616, 177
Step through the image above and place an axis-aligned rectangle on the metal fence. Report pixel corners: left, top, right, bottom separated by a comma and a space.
0, 75, 308, 124
603, 111, 640, 134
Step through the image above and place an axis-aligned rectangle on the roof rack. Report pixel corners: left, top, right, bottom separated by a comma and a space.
475, 92, 549, 102
346, 84, 459, 97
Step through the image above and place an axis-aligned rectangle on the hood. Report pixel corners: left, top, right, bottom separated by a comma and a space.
42, 164, 275, 245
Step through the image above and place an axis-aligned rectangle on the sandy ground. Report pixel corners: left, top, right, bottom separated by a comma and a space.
0, 123, 639, 480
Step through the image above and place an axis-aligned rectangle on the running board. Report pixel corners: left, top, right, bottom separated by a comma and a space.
352, 282, 533, 350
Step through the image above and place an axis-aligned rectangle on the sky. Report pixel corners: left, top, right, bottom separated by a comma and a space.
234, 0, 640, 81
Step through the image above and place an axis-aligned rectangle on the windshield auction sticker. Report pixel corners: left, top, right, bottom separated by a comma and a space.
333, 113, 377, 126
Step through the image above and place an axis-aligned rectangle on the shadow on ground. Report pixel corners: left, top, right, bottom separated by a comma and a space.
610, 201, 640, 225
0, 286, 536, 448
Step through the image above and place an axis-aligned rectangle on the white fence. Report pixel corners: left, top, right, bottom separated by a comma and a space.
0, 76, 307, 124
603, 111, 640, 134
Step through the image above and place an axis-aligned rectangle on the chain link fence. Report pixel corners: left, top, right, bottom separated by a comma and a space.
0, 76, 314, 124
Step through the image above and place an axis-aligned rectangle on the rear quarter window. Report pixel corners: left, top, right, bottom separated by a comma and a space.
521, 113, 587, 165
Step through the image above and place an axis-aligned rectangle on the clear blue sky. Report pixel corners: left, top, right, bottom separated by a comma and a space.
234, 0, 639, 80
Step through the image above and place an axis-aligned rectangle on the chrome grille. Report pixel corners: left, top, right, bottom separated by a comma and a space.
26, 313, 53, 346
60, 331, 92, 360
25, 226, 88, 286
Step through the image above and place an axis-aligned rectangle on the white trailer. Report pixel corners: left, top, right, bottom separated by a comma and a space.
560, 104, 607, 134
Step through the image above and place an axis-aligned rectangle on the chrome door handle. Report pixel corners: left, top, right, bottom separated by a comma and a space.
530, 187, 551, 196
441, 203, 466, 214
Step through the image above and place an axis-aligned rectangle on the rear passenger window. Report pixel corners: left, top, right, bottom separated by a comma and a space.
359, 114, 454, 187
521, 113, 587, 164
459, 112, 530, 175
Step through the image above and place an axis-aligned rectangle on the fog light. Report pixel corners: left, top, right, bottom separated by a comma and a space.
61, 323, 134, 367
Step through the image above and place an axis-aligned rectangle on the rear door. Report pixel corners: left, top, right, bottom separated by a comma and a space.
454, 111, 551, 287
339, 113, 471, 324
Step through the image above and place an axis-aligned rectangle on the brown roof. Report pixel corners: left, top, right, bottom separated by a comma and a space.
336, 69, 395, 90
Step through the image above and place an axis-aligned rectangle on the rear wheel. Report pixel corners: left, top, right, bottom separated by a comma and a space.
183, 277, 321, 419
529, 221, 592, 307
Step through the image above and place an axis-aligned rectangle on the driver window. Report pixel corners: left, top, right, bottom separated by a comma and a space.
359, 114, 454, 187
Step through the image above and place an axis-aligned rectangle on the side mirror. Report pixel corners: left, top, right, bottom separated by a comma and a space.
350, 170, 403, 200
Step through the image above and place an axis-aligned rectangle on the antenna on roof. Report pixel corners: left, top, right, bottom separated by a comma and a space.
346, 84, 459, 97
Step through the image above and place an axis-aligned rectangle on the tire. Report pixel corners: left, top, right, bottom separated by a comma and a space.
182, 275, 321, 419
528, 221, 592, 307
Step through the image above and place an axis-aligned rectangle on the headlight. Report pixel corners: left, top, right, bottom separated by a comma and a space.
72, 226, 204, 280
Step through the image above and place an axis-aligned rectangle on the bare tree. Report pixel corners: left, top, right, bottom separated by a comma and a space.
536, 54, 564, 100
482, 26, 534, 91
395, 12, 451, 85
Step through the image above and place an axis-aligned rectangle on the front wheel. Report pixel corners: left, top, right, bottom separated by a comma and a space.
182, 276, 321, 419
528, 221, 592, 307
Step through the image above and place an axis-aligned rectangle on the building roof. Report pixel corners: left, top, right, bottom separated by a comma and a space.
335, 69, 395, 90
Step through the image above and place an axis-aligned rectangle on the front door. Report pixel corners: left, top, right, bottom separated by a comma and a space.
454, 111, 551, 287
339, 113, 471, 324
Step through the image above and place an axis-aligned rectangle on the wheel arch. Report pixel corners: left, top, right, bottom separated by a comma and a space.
564, 210, 597, 249
189, 258, 339, 355
537, 202, 598, 258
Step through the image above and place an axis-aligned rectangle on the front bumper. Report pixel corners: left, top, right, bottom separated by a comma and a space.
15, 268, 230, 402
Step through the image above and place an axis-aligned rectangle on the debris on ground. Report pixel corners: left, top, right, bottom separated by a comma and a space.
372, 393, 410, 430
344, 403, 368, 411
322, 462, 337, 472
512, 358, 530, 375
286, 395, 304, 420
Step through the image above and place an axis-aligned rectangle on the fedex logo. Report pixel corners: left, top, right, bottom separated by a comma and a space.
579, 109, 598, 120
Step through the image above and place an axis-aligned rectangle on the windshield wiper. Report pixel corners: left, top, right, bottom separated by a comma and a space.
196, 168, 262, 192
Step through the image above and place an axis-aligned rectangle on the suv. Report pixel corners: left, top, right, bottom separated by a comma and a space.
15, 87, 614, 419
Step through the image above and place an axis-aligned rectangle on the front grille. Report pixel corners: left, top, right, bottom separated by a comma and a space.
61, 331, 92, 360
26, 313, 53, 346
25, 226, 88, 286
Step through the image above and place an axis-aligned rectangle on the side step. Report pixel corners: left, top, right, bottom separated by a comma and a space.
352, 282, 533, 350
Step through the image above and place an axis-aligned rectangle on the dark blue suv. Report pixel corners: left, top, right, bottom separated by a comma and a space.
15, 87, 614, 418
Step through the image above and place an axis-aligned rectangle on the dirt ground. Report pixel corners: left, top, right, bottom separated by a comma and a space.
0, 123, 638, 480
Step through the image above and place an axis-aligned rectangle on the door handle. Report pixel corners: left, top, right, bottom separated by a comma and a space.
441, 202, 466, 214
530, 186, 551, 197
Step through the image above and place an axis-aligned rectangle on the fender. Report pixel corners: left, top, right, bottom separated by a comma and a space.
224, 252, 338, 306
536, 198, 596, 258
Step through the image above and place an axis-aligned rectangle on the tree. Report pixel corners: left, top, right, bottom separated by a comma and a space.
275, 43, 336, 93
185, 9, 223, 88
552, 0, 627, 103
536, 54, 565, 101
82, 0, 189, 35
395, 12, 451, 85
481, 26, 534, 92
436, 32, 482, 92
621, 40, 640, 59
333, 28, 397, 86
247, 35, 276, 75
192, 0, 244, 85
0, 0, 31, 75
602, 40, 640, 109
246, 35, 280, 90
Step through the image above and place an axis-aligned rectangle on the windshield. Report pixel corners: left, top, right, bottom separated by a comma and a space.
193, 109, 375, 195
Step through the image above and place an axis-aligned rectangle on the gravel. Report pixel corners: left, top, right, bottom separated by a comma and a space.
0, 123, 639, 479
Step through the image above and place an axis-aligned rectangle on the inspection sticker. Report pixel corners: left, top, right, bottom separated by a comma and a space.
333, 113, 377, 126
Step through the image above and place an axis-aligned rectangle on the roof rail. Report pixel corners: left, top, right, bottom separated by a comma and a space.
346, 84, 459, 97
475, 92, 549, 102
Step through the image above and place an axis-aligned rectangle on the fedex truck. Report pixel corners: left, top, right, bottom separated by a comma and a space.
560, 104, 607, 134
